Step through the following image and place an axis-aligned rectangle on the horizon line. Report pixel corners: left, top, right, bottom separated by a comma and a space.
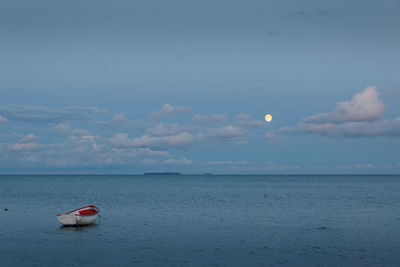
0, 173, 399, 176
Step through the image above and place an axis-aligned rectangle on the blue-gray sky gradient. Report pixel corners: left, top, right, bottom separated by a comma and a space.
1, 0, 399, 173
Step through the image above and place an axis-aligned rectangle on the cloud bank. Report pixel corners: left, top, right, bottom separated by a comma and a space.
303, 86, 385, 124
280, 86, 400, 138
1, 88, 398, 172
0, 105, 106, 123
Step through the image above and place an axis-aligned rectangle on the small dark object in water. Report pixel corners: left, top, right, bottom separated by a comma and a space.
264, 194, 267, 198
4, 208, 8, 211
319, 226, 328, 230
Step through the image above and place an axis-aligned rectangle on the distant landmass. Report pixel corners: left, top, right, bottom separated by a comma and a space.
144, 172, 182, 175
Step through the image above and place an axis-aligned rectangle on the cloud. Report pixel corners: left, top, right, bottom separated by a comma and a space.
145, 123, 184, 137
111, 132, 195, 149
132, 132, 195, 149
111, 114, 127, 124
6, 133, 42, 152
291, 118, 400, 138
280, 86, 400, 138
141, 159, 158, 165
207, 125, 244, 141
110, 133, 132, 148
265, 132, 278, 143
151, 104, 191, 120
26, 134, 171, 168
151, 110, 163, 121
0, 105, 106, 123
233, 113, 265, 128
304, 86, 384, 123
78, 135, 96, 143
71, 129, 90, 136
53, 123, 89, 136
22, 155, 40, 162
190, 113, 227, 125
206, 160, 249, 165
135, 148, 169, 158
53, 123, 70, 134
9, 142, 41, 152
0, 115, 9, 125
162, 158, 192, 165
19, 133, 39, 143
162, 104, 191, 117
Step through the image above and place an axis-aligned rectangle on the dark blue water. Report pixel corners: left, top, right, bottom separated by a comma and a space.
1, 175, 400, 266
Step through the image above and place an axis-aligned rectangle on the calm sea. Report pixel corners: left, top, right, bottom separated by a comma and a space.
1, 175, 400, 266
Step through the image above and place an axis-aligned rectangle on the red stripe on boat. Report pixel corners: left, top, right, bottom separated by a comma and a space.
78, 209, 98, 216
65, 205, 99, 214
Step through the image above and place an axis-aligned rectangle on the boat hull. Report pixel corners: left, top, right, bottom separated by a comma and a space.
57, 213, 99, 226
57, 205, 99, 226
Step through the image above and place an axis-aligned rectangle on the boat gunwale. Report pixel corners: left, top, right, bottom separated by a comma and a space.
56, 205, 100, 216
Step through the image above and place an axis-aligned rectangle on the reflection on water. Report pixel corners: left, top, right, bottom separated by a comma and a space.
57, 223, 100, 233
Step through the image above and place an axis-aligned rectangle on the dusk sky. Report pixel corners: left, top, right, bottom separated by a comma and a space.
1, 0, 399, 174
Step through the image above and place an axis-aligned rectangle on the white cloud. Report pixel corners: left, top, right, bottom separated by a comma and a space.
19, 133, 39, 143
206, 160, 249, 165
110, 133, 132, 147
190, 113, 227, 125
162, 104, 191, 117
53, 124, 89, 136
0, 115, 9, 125
71, 129, 90, 136
304, 86, 385, 123
135, 148, 169, 157
290, 118, 400, 138
111, 114, 126, 124
151, 104, 191, 120
79, 135, 96, 143
111, 132, 195, 149
280, 86, 400, 138
53, 123, 70, 134
9, 142, 40, 152
131, 132, 195, 149
233, 113, 265, 128
151, 110, 163, 121
162, 158, 192, 165
145, 123, 184, 137
207, 125, 244, 141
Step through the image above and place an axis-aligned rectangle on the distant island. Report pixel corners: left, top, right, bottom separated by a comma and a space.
144, 172, 182, 175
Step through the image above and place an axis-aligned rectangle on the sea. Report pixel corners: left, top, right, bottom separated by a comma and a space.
1, 174, 400, 267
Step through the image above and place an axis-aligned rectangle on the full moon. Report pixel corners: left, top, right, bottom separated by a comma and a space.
265, 114, 272, 122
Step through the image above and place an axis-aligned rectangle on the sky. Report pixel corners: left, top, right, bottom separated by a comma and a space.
1, 0, 400, 174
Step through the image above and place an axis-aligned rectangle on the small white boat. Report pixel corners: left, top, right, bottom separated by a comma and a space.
57, 205, 100, 226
